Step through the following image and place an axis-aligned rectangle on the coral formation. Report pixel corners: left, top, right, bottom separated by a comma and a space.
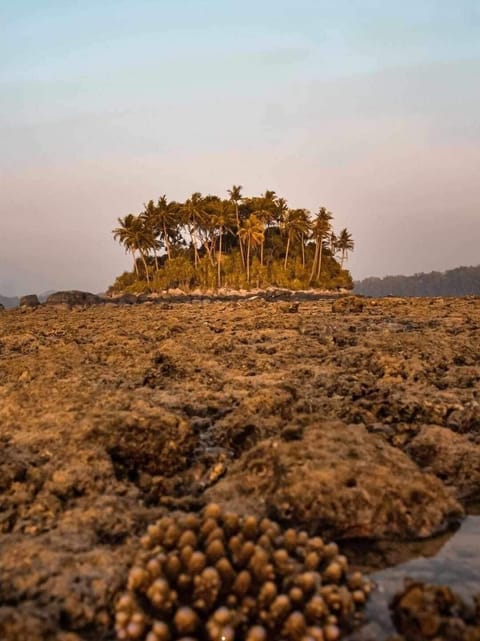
388, 580, 480, 641
115, 504, 371, 640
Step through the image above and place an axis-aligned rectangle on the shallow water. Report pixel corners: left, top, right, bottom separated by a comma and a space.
348, 515, 480, 640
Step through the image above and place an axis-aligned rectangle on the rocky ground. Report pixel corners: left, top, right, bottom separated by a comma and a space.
1, 294, 479, 640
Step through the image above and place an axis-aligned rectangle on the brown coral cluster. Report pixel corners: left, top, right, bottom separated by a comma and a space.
388, 580, 480, 641
115, 503, 370, 641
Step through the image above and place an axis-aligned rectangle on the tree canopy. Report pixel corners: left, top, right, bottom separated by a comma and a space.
111, 187, 354, 293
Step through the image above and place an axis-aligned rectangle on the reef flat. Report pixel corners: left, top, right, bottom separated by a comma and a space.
0, 296, 479, 639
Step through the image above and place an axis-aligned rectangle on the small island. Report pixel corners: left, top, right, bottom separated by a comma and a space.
110, 186, 354, 293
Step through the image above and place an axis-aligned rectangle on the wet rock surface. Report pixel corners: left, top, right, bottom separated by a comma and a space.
0, 296, 479, 639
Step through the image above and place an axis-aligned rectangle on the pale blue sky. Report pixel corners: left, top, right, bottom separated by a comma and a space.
1, 1, 479, 294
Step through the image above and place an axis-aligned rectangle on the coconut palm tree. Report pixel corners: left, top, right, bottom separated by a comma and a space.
181, 192, 207, 268
113, 214, 140, 277
276, 197, 289, 225
329, 231, 338, 257
238, 215, 265, 283
154, 195, 179, 261
227, 185, 245, 268
309, 207, 333, 284
281, 208, 310, 270
337, 228, 355, 267
211, 199, 235, 287
113, 214, 154, 284
140, 200, 162, 271
249, 190, 277, 266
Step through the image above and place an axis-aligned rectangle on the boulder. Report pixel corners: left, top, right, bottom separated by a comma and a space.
112, 293, 138, 305
206, 422, 463, 540
332, 295, 365, 313
45, 291, 101, 306
407, 425, 480, 501
20, 294, 40, 308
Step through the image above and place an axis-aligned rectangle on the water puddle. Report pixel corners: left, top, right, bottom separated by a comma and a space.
347, 515, 480, 639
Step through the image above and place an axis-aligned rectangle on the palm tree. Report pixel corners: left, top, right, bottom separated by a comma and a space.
337, 228, 355, 267
154, 195, 178, 261
276, 197, 289, 225
227, 185, 245, 268
140, 200, 161, 271
281, 208, 310, 270
250, 190, 277, 266
329, 231, 338, 256
181, 192, 207, 268
238, 215, 265, 283
113, 214, 140, 277
211, 199, 235, 287
309, 207, 333, 284
113, 214, 153, 284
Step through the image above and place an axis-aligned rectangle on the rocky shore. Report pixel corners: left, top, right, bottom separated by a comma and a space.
1, 295, 479, 639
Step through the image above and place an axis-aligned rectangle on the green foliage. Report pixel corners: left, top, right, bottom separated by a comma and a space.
109, 271, 138, 292
110, 187, 355, 293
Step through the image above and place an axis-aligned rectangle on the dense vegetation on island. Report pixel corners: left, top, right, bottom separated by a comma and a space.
110, 187, 354, 292
355, 265, 480, 297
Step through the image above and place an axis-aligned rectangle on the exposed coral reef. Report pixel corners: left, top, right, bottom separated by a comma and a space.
388, 580, 480, 641
1, 296, 479, 639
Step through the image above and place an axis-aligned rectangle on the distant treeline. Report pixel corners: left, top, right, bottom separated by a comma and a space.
355, 265, 480, 297
0, 295, 19, 309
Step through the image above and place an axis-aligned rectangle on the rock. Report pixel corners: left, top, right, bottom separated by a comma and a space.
100, 409, 196, 479
112, 293, 138, 305
207, 422, 463, 540
407, 425, 480, 501
389, 580, 480, 641
0, 302, 4, 311
332, 295, 365, 313
46, 291, 102, 306
19, 294, 40, 308
166, 288, 186, 296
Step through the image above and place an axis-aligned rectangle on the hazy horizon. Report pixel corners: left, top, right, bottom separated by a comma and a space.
2, 1, 480, 297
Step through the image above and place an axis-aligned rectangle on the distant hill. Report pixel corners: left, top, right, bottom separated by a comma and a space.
355, 265, 480, 297
0, 294, 19, 308
0, 290, 55, 308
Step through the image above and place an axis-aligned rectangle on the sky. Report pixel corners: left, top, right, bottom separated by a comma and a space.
1, 0, 479, 295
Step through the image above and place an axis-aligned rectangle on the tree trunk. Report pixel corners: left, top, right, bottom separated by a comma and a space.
235, 203, 245, 269
139, 252, 150, 284
191, 225, 200, 268
132, 251, 139, 277
309, 241, 320, 284
260, 239, 264, 267
246, 240, 251, 283
284, 233, 291, 270
217, 230, 222, 288
301, 234, 305, 268
316, 242, 323, 281
163, 222, 171, 260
